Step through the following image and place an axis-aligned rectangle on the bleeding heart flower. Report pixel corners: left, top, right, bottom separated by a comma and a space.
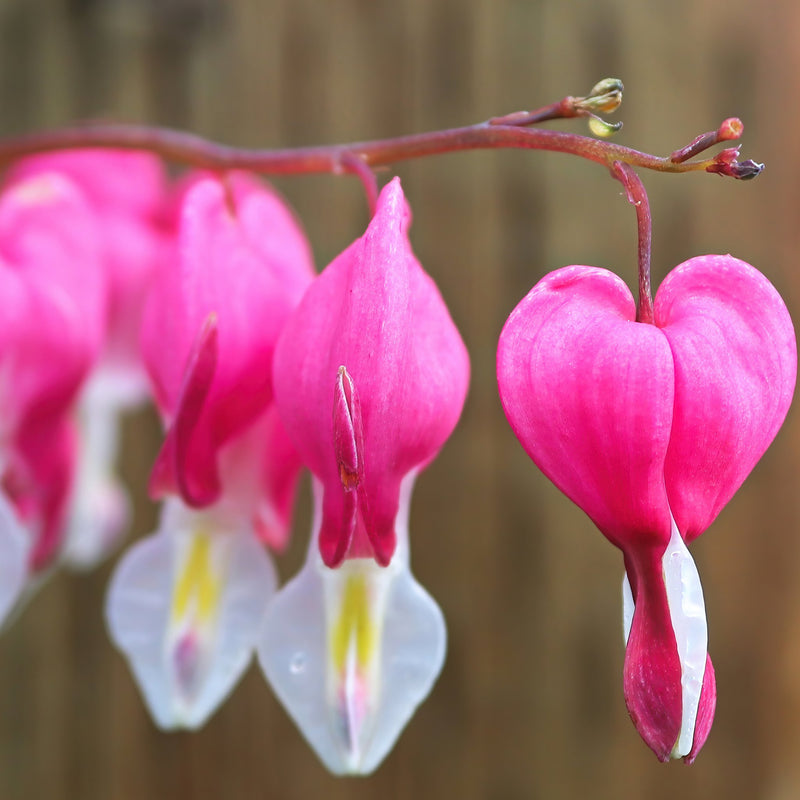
0, 171, 105, 619
142, 173, 312, 507
106, 173, 314, 729
7, 150, 175, 568
497, 255, 796, 762
259, 177, 469, 774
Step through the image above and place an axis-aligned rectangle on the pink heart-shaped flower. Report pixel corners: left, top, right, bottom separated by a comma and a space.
497, 255, 796, 760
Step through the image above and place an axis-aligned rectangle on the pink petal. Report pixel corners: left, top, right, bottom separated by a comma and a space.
0, 174, 105, 432
0, 174, 104, 568
655, 255, 797, 542
6, 417, 77, 572
273, 177, 469, 566
622, 547, 683, 762
6, 149, 167, 217
142, 177, 314, 504
252, 406, 304, 552
497, 265, 674, 550
6, 150, 172, 383
149, 315, 220, 507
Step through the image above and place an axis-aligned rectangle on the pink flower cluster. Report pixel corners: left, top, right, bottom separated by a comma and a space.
0, 153, 468, 773
0, 148, 792, 771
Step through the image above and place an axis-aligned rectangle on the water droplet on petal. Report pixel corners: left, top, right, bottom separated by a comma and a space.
290, 651, 307, 675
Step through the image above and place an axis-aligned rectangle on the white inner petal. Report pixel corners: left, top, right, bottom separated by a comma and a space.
63, 388, 129, 569
662, 515, 707, 759
258, 473, 447, 775
622, 572, 634, 644
106, 498, 277, 729
0, 491, 31, 627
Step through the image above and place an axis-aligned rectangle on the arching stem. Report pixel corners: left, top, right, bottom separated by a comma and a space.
0, 100, 760, 182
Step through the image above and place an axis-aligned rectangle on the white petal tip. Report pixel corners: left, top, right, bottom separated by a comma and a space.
258, 557, 446, 775
106, 500, 276, 729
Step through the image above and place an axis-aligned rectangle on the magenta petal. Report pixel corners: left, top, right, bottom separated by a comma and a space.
622, 549, 683, 761
6, 150, 170, 381
0, 174, 105, 430
0, 174, 104, 566
497, 266, 674, 550
7, 417, 77, 572
226, 172, 316, 308
273, 177, 469, 566
319, 483, 359, 567
655, 255, 797, 542
150, 315, 219, 507
7, 150, 167, 217
252, 406, 304, 553
142, 177, 314, 499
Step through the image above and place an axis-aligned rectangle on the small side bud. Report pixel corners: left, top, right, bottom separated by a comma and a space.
588, 117, 623, 138
729, 159, 765, 180
489, 78, 622, 129
671, 118, 744, 164
574, 79, 624, 138
706, 147, 765, 180
578, 78, 624, 114
717, 117, 743, 141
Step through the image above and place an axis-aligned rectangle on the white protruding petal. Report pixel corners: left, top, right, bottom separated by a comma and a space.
258, 475, 446, 775
82, 361, 151, 412
662, 516, 707, 759
106, 497, 276, 729
63, 377, 133, 570
620, 515, 708, 760
0, 491, 31, 626
621, 571, 634, 645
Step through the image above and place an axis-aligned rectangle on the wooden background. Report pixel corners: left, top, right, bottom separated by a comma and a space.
1, 0, 799, 798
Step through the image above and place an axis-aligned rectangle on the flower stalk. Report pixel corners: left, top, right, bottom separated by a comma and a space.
612, 161, 654, 324
0, 82, 761, 184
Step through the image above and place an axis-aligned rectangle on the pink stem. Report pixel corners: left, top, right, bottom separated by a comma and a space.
337, 153, 378, 216
612, 162, 654, 324
0, 116, 758, 181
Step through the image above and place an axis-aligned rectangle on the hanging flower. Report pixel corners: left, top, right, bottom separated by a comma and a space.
0, 171, 105, 621
106, 173, 314, 729
497, 255, 796, 761
6, 150, 174, 568
259, 177, 470, 774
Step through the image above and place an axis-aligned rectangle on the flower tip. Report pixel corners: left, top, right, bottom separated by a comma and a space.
625, 653, 716, 764
319, 531, 349, 569
371, 533, 395, 568
626, 702, 679, 763
683, 654, 716, 764
374, 176, 412, 230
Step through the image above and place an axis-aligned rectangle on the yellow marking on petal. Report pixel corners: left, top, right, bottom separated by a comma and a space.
331, 573, 376, 674
171, 531, 222, 626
